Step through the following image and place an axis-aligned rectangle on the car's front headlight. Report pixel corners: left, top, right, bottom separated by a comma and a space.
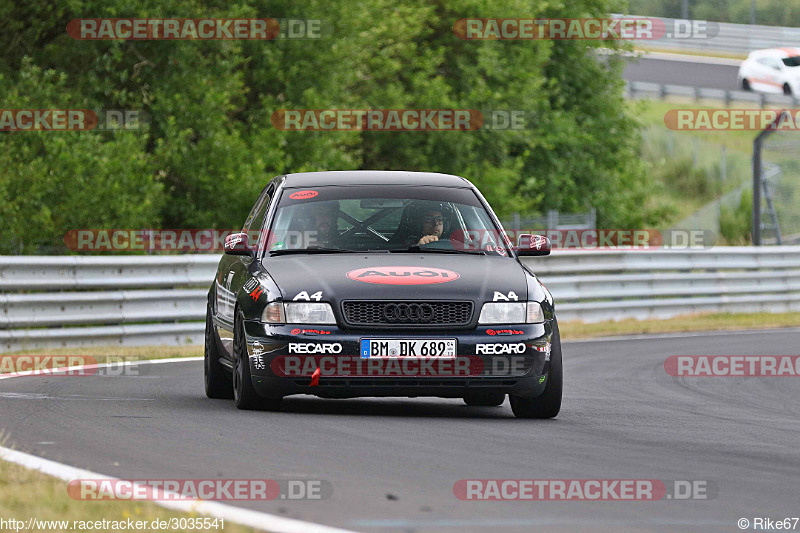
478, 302, 544, 324
286, 302, 337, 324
261, 302, 337, 324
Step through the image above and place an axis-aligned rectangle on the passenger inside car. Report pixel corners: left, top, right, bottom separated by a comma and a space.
288, 201, 341, 248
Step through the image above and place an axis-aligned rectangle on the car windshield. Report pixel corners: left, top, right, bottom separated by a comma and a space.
262, 185, 511, 256
782, 56, 800, 67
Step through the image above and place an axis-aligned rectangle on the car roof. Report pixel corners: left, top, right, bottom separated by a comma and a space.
750, 47, 800, 58
280, 170, 473, 188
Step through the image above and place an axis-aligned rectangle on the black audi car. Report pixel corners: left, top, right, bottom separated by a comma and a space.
204, 171, 562, 418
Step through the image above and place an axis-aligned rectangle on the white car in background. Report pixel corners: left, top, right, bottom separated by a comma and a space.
738, 47, 800, 96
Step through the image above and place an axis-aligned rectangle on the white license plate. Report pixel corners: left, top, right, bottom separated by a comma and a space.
360, 339, 456, 358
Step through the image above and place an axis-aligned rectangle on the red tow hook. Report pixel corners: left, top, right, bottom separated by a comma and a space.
309, 366, 321, 387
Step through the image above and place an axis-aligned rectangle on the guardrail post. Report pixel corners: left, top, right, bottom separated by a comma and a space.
751, 111, 787, 246
547, 210, 558, 230
753, 134, 762, 245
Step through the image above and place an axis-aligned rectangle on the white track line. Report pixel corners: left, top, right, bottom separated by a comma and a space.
0, 357, 359, 533
0, 356, 203, 381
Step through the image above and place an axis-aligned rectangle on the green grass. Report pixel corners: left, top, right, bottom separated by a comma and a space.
560, 312, 800, 340
629, 98, 800, 239
627, 99, 759, 231
630, 99, 765, 153
4, 345, 203, 359
633, 46, 748, 60
0, 447, 262, 533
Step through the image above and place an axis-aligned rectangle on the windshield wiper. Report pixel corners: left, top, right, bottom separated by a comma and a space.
385, 246, 486, 255
269, 245, 361, 256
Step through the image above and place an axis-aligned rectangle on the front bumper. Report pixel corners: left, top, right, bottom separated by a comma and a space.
243, 320, 554, 399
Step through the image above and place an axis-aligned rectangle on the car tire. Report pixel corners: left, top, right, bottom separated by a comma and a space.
233, 310, 282, 411
510, 319, 562, 419
742, 78, 751, 91
463, 392, 506, 406
205, 304, 233, 399
784, 83, 793, 96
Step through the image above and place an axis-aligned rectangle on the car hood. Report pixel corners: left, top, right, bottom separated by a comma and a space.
262, 253, 529, 304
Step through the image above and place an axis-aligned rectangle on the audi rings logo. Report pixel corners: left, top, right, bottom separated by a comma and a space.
383, 303, 435, 323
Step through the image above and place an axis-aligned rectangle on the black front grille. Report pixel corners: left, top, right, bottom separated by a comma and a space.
342, 301, 473, 327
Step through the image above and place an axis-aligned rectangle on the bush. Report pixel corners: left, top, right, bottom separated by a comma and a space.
719, 189, 752, 245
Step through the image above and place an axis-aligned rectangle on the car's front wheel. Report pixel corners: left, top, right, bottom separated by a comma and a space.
510, 320, 562, 419
463, 392, 506, 406
205, 304, 233, 399
233, 310, 282, 411
784, 83, 793, 96
742, 78, 751, 91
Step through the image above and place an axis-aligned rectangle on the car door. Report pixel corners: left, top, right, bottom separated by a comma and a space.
214, 182, 276, 357
754, 56, 782, 92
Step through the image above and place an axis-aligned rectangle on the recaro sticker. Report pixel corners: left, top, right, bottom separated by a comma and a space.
346, 266, 460, 285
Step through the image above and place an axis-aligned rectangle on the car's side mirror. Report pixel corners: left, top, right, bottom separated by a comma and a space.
224, 232, 254, 257
515, 234, 551, 256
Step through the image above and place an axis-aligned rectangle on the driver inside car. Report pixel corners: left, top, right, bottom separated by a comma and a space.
417, 209, 445, 245
399, 201, 455, 247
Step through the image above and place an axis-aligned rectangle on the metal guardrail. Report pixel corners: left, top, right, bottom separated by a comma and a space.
1, 248, 799, 351
0, 256, 218, 352
620, 15, 800, 55
626, 80, 800, 106
502, 209, 597, 231
528, 247, 800, 322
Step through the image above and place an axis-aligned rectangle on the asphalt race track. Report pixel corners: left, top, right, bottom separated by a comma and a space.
2, 329, 799, 532
623, 56, 741, 90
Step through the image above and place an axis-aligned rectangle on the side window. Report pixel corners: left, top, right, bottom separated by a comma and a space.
757, 57, 781, 70
243, 185, 273, 234
256, 185, 278, 252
